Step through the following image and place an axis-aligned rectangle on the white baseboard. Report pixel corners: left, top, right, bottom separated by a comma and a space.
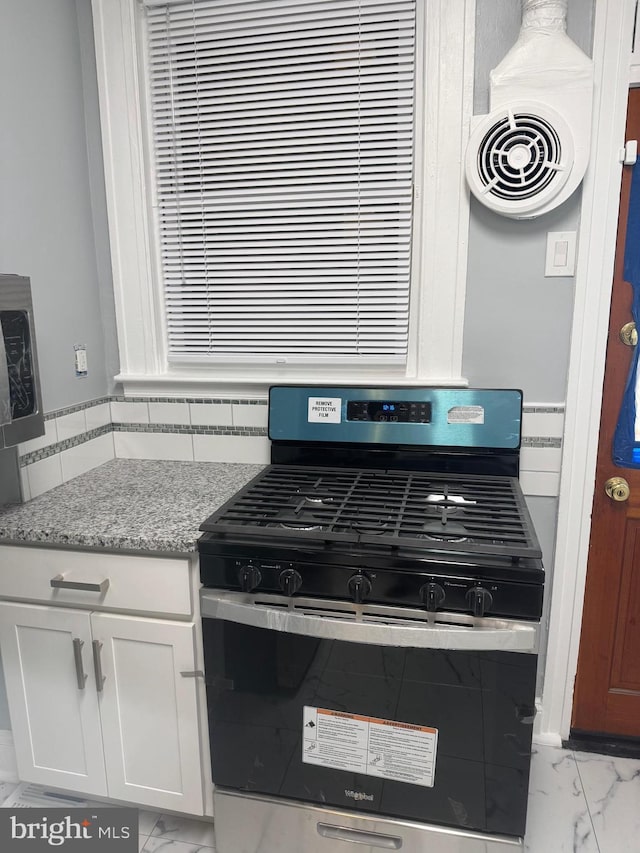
532, 731, 564, 748
532, 698, 563, 749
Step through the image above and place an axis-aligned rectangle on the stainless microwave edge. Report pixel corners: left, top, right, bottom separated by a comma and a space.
0, 274, 45, 449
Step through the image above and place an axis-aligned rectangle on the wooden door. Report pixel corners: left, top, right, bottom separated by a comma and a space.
93, 612, 204, 814
572, 88, 640, 737
0, 602, 108, 794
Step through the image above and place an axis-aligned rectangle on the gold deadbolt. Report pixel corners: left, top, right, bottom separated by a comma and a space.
619, 322, 638, 347
605, 476, 631, 502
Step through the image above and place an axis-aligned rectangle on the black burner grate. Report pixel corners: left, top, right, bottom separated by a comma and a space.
200, 465, 542, 560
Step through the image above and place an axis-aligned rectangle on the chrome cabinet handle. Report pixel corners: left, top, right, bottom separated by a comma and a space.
50, 575, 110, 594
180, 670, 205, 679
72, 638, 88, 690
317, 824, 402, 849
92, 640, 106, 692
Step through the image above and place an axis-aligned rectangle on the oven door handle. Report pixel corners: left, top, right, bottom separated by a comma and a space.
200, 592, 538, 652
317, 823, 402, 849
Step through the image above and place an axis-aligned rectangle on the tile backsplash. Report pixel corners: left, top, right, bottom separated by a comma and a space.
16, 397, 563, 501
17, 396, 270, 500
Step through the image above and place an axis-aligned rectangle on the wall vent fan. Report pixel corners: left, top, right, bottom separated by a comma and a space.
466, 103, 574, 218
466, 0, 593, 220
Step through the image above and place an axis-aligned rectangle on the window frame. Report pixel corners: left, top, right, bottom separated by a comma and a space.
91, 0, 475, 397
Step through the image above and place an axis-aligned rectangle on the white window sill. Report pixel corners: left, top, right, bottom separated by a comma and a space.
115, 370, 470, 399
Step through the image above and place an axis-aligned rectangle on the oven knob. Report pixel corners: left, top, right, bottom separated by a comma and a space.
466, 586, 493, 617
279, 568, 302, 597
348, 573, 371, 604
238, 565, 262, 592
420, 582, 445, 612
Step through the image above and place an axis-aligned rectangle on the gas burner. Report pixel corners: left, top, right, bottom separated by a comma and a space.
274, 494, 334, 529
290, 475, 339, 505
352, 519, 392, 535
423, 533, 469, 543
424, 493, 477, 514
420, 520, 470, 542
425, 493, 477, 504
279, 520, 324, 531
277, 504, 326, 531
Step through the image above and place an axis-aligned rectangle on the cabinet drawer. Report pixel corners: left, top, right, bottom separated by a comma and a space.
0, 546, 192, 617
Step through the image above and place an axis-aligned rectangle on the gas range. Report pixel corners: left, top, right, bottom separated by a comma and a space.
199, 386, 543, 621
198, 386, 544, 853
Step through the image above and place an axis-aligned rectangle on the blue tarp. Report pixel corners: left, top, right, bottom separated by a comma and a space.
613, 159, 640, 467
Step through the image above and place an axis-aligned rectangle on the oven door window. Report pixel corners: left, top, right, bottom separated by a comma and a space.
203, 619, 537, 838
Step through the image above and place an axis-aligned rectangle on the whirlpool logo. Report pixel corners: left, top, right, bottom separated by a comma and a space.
0, 808, 137, 851
345, 789, 374, 802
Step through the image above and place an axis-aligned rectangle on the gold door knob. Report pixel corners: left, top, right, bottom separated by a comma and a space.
605, 476, 631, 502
619, 322, 638, 347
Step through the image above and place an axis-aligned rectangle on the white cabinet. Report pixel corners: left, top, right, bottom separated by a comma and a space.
0, 547, 207, 816
94, 613, 203, 812
0, 603, 107, 796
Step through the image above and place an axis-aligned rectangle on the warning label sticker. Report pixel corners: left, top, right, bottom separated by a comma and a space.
308, 397, 342, 423
447, 405, 485, 425
302, 706, 438, 787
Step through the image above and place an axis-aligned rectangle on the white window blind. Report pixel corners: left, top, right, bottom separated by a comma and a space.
144, 0, 416, 362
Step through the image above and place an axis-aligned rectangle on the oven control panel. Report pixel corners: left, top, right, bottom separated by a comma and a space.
347, 400, 432, 423
268, 386, 523, 449
198, 545, 544, 621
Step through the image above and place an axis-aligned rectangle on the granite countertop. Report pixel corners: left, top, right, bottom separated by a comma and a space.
0, 459, 265, 553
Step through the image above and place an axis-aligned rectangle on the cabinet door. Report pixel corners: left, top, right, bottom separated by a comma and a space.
92, 613, 204, 814
0, 602, 107, 795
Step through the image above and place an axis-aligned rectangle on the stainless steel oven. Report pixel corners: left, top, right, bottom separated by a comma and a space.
198, 386, 544, 853
0, 274, 44, 448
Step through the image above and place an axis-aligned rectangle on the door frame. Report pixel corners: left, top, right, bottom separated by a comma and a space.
538, 0, 637, 744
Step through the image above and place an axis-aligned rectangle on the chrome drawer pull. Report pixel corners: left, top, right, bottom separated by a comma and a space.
50, 575, 110, 594
72, 638, 88, 690
317, 823, 402, 849
92, 640, 106, 692
180, 670, 205, 679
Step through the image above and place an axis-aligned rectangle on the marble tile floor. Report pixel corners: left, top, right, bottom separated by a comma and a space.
135, 746, 640, 853
1, 744, 638, 852
525, 745, 640, 853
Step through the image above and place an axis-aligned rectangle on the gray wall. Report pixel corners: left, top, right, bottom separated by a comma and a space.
467, 0, 595, 695
0, 0, 117, 412
463, 195, 579, 401
75, 0, 120, 396
0, 0, 119, 734
465, 0, 595, 401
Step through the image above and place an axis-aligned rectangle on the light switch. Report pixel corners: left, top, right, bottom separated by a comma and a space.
74, 344, 88, 377
545, 231, 577, 277
554, 240, 568, 267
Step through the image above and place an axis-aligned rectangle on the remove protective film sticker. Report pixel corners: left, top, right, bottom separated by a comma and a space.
307, 397, 342, 423
302, 706, 438, 787
447, 405, 485, 425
